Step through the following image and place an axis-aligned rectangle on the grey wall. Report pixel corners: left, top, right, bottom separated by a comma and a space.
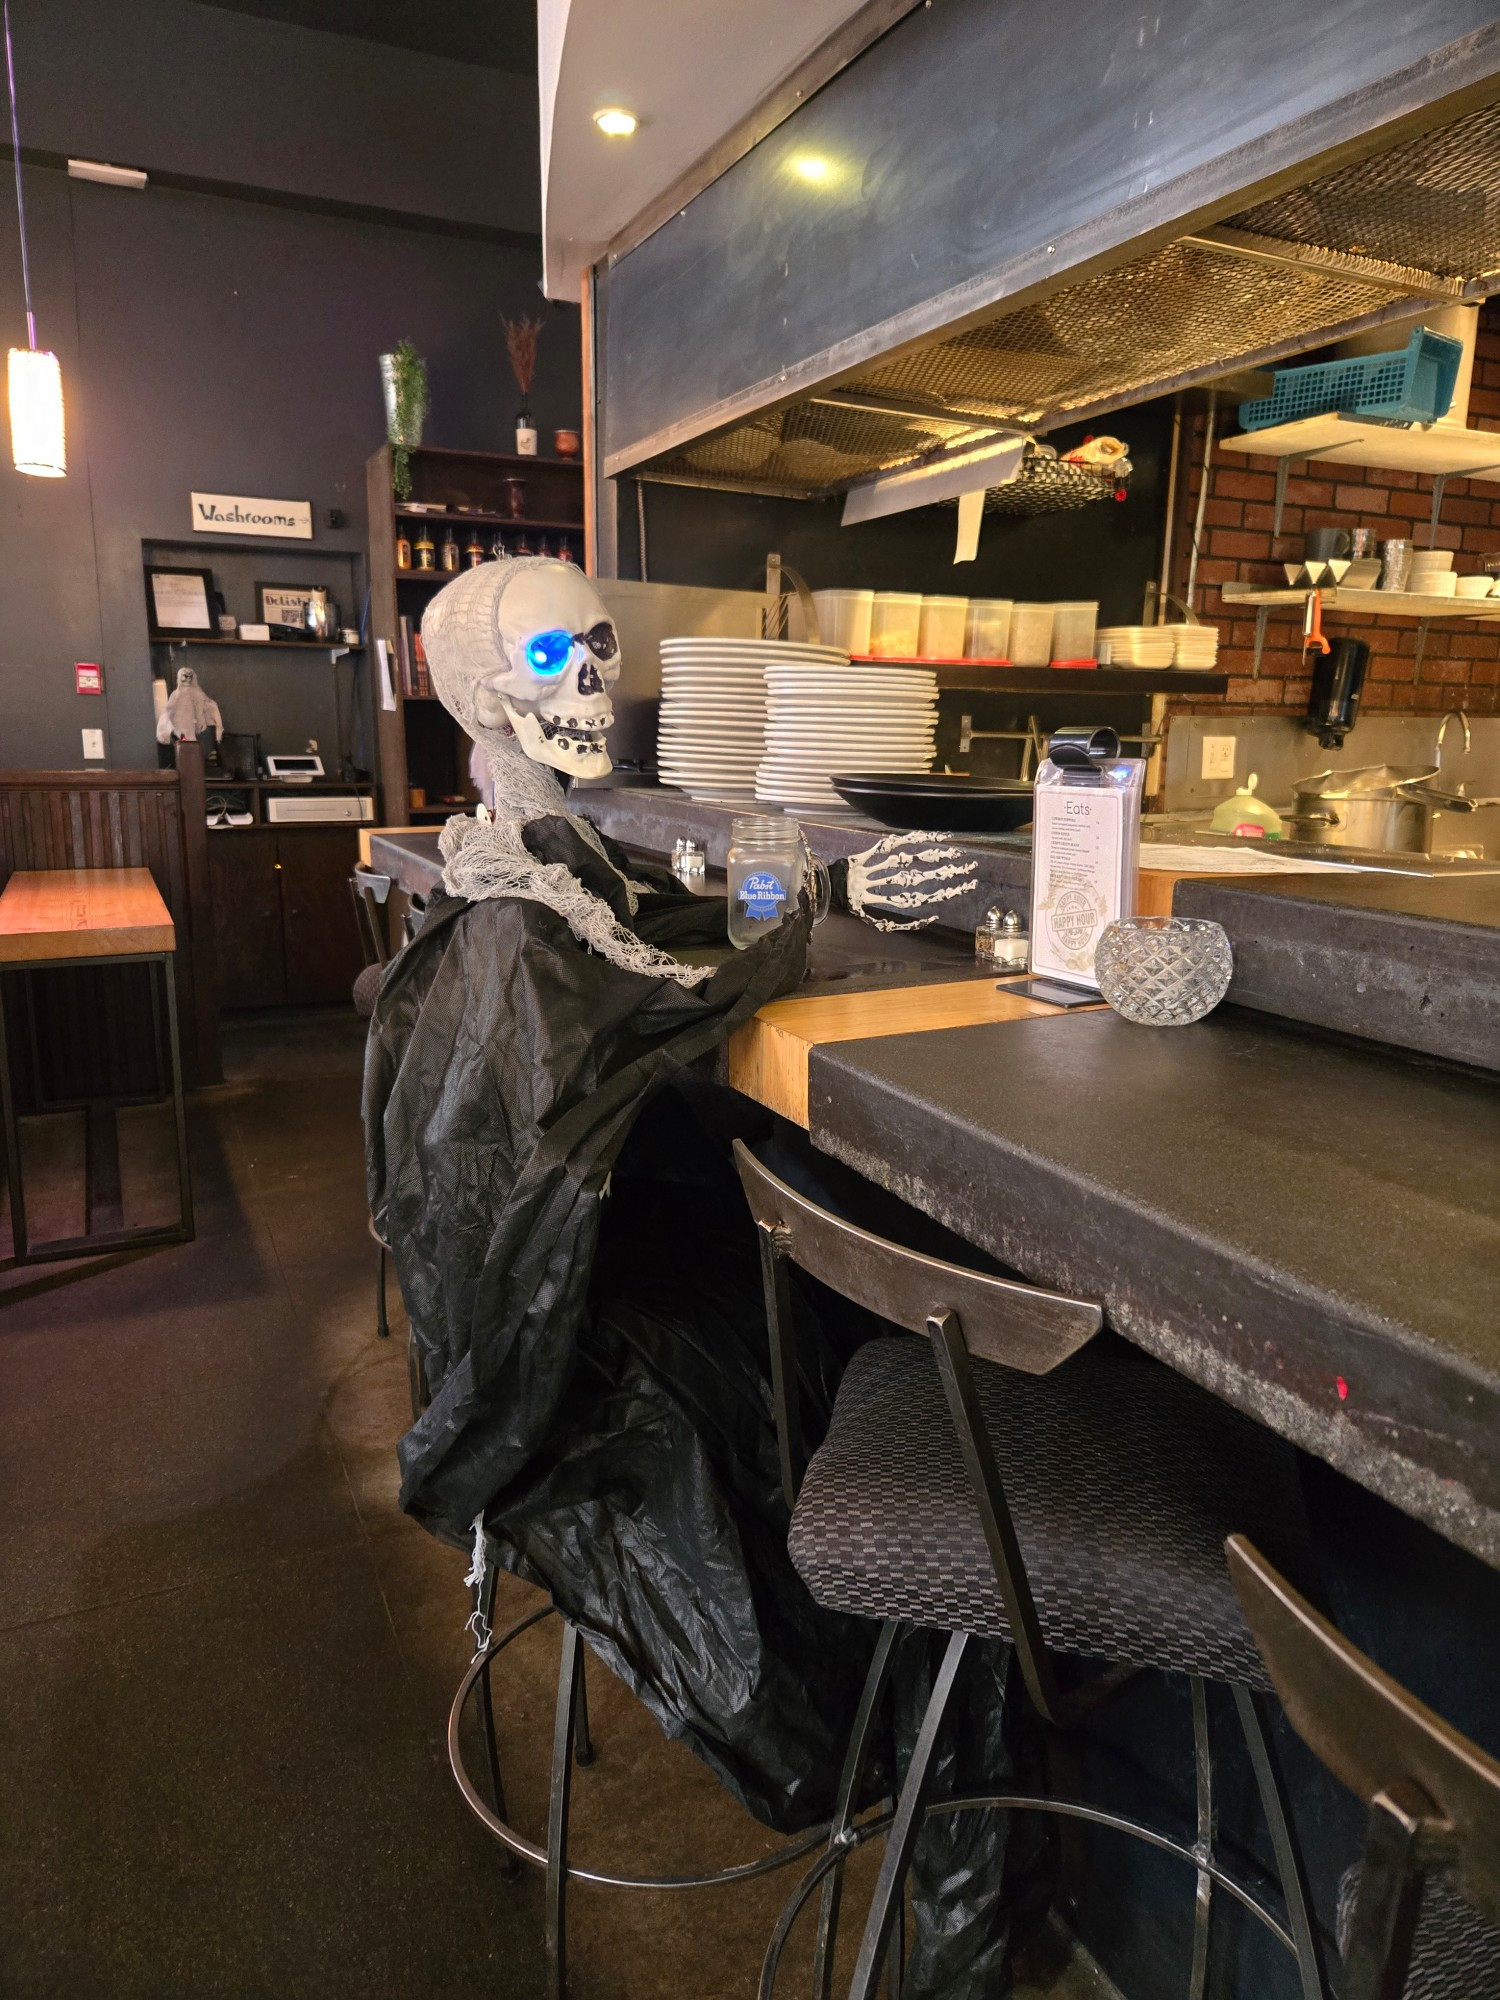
13, 0, 539, 235
0, 3, 580, 771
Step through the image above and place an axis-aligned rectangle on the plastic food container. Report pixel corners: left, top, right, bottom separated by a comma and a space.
964, 599, 1013, 659
812, 588, 875, 653
917, 595, 969, 659
868, 591, 923, 657
1050, 600, 1099, 665
1009, 602, 1054, 668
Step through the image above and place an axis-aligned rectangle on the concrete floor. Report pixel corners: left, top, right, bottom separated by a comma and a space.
0, 1008, 1108, 1999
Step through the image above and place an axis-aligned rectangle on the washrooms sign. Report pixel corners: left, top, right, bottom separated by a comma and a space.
191, 491, 313, 539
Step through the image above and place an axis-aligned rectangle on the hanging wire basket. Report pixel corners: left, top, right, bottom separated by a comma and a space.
978, 447, 1131, 517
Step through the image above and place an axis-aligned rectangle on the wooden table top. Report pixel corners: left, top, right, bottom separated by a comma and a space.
729, 975, 1095, 1126
0, 868, 175, 964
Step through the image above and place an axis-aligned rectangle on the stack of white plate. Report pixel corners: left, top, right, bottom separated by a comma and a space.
758, 659, 939, 811
1172, 625, 1221, 670
1097, 625, 1175, 669
656, 637, 846, 801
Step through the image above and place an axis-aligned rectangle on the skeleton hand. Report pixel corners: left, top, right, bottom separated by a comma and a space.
845, 832, 979, 932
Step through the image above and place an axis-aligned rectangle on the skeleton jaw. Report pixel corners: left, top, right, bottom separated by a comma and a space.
503, 696, 614, 779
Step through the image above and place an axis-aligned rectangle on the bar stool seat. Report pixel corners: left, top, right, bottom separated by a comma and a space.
1337, 1868, 1500, 1998
789, 1335, 1301, 1688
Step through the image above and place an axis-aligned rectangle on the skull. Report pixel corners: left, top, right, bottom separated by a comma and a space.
422, 558, 621, 782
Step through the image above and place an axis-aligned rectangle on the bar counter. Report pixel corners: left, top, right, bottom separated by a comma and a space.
368, 812, 1500, 1568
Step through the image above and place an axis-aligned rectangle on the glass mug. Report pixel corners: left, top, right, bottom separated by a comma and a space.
726, 815, 830, 949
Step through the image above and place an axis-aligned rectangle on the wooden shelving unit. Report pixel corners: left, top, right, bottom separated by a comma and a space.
366, 444, 585, 823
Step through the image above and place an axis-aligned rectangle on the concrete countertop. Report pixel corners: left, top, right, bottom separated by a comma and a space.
808, 1007, 1500, 1568
1175, 872, 1500, 1072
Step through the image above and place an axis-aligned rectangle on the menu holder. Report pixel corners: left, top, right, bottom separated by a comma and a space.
1029, 728, 1145, 991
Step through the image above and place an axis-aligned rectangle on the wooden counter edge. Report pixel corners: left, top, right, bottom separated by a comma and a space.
730, 977, 1093, 1127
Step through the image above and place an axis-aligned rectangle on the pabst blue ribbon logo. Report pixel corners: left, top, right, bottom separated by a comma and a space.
739, 870, 787, 921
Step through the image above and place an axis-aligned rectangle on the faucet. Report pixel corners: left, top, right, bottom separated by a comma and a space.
1436, 709, 1471, 765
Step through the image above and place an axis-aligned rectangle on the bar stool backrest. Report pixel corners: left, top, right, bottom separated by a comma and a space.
734, 1139, 1103, 1723
1228, 1535, 1500, 1998
351, 867, 392, 969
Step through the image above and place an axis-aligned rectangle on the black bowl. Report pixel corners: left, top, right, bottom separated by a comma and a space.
831, 773, 1034, 834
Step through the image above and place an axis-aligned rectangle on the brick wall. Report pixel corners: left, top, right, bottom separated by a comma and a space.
1171, 302, 1500, 719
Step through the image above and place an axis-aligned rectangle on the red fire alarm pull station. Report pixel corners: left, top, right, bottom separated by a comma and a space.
76, 663, 103, 695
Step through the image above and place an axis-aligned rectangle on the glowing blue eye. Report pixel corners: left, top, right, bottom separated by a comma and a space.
526, 629, 574, 673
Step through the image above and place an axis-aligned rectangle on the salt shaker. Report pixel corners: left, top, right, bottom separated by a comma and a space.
671, 837, 707, 883
976, 906, 1028, 972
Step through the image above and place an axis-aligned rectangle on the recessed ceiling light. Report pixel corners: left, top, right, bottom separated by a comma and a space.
67, 158, 148, 189
593, 108, 638, 138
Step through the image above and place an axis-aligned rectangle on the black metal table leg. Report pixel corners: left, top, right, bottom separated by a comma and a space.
160, 956, 193, 1245
0, 973, 28, 1260
0, 950, 193, 1264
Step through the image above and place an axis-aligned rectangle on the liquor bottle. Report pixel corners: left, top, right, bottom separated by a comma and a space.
557, 540, 577, 565
464, 528, 486, 569
536, 536, 552, 559
440, 528, 460, 573
489, 531, 508, 562
514, 528, 534, 556
395, 528, 413, 569
414, 528, 436, 571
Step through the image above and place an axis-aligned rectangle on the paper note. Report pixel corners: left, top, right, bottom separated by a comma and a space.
375, 637, 396, 712
954, 489, 984, 563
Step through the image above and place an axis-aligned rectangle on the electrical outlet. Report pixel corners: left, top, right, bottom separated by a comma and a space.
81, 728, 105, 760
1201, 735, 1237, 780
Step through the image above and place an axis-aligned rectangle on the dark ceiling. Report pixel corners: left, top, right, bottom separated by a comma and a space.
200, 0, 538, 74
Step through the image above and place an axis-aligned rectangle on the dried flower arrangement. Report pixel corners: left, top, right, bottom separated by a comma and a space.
503, 315, 544, 405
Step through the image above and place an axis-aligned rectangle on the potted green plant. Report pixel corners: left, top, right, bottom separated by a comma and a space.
380, 338, 428, 500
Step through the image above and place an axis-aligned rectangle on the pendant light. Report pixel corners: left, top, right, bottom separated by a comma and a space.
4, 0, 64, 477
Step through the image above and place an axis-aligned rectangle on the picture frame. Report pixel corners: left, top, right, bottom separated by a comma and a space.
144, 564, 217, 640
256, 582, 316, 637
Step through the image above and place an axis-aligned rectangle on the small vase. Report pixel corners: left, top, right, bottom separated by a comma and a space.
1094, 917, 1234, 1027
503, 477, 527, 520
380, 354, 425, 448
515, 409, 538, 457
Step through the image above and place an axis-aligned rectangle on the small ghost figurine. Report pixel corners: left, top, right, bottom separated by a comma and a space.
156, 664, 224, 746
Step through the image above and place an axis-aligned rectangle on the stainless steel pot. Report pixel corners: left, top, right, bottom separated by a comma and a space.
1286, 763, 1439, 852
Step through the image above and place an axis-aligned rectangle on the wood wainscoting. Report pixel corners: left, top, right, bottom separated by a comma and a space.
0, 745, 220, 1100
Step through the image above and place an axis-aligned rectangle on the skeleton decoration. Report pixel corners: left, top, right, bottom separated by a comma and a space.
155, 664, 223, 747
420, 556, 975, 979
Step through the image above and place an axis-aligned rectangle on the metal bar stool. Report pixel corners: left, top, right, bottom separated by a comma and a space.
431, 1298, 833, 1997
734, 1140, 1330, 2000
355, 870, 423, 1351
1229, 1536, 1500, 1999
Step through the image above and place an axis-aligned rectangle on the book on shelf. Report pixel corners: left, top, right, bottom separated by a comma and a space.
396, 615, 433, 699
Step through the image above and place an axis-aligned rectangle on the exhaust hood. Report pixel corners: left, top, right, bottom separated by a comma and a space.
630, 97, 1500, 502
591, 0, 1500, 543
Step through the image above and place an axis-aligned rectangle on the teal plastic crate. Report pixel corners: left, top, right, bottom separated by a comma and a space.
1238, 329, 1464, 432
